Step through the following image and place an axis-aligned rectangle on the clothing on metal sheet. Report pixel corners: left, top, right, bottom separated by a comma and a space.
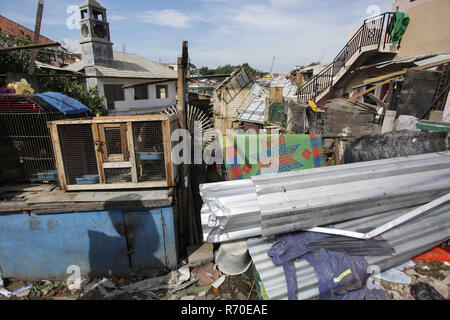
268, 231, 387, 300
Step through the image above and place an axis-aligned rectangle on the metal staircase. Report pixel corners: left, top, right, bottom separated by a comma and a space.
297, 12, 398, 103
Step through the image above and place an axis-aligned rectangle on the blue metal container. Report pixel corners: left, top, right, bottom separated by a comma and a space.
0, 206, 177, 280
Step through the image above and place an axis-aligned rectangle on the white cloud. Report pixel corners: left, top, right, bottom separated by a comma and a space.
140, 9, 193, 28
60, 38, 81, 53
232, 4, 300, 31
109, 14, 129, 21
100, 0, 395, 73
269, 0, 304, 7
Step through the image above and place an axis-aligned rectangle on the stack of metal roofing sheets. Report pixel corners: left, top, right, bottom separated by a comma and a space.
200, 179, 260, 243
200, 152, 450, 242
247, 202, 450, 300
256, 152, 450, 237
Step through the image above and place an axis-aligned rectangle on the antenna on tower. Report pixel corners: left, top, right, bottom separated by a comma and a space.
270, 56, 276, 76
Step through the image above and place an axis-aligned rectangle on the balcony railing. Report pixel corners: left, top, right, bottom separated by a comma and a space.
297, 12, 397, 102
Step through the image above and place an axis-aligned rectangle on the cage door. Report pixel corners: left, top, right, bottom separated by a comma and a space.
93, 123, 136, 184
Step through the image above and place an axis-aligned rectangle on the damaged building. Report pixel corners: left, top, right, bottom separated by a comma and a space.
0, 0, 449, 302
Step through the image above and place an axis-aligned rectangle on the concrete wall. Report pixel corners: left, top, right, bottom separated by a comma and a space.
395, 0, 450, 58
115, 81, 177, 111
94, 79, 176, 113
283, 101, 308, 134
392, 0, 432, 11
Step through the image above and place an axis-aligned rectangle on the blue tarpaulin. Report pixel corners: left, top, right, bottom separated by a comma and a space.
35, 92, 90, 115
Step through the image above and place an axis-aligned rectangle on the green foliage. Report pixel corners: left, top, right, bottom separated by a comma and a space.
199, 63, 267, 78
0, 33, 31, 74
62, 82, 107, 117
0, 33, 107, 116
41, 71, 107, 116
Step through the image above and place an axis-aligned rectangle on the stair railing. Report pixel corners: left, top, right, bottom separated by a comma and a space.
297, 12, 396, 102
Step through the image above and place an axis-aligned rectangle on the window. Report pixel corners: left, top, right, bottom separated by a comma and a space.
104, 84, 125, 110
92, 10, 104, 21
156, 85, 169, 99
93, 23, 107, 39
81, 9, 88, 20
135, 85, 149, 100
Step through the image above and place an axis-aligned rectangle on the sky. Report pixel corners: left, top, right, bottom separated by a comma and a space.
0, 0, 394, 73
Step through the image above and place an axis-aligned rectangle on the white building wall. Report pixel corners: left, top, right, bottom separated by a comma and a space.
90, 79, 176, 113
115, 81, 177, 111
392, 0, 433, 11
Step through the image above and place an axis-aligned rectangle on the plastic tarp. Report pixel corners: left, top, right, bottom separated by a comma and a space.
34, 92, 90, 115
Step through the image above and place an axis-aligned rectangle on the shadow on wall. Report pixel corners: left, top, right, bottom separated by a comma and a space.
87, 193, 164, 278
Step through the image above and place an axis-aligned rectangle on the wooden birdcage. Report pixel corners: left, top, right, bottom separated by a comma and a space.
48, 114, 179, 190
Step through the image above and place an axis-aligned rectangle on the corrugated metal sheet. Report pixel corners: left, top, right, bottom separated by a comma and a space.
200, 152, 450, 242
64, 51, 178, 79
256, 152, 450, 236
248, 203, 450, 300
236, 98, 267, 123
200, 180, 260, 242
215, 66, 254, 92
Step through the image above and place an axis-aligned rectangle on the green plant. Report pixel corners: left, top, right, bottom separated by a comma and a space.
199, 63, 267, 78
0, 33, 32, 74
41, 72, 107, 116
0, 34, 107, 116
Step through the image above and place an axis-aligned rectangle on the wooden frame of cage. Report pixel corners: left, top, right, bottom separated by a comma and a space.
48, 114, 179, 191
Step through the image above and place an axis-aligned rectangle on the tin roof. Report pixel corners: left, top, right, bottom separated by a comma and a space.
64, 51, 178, 79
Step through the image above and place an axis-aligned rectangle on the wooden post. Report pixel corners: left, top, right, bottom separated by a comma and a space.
177, 41, 189, 129
49, 123, 67, 190
92, 124, 106, 184
177, 42, 188, 248
334, 137, 340, 165
29, 0, 44, 75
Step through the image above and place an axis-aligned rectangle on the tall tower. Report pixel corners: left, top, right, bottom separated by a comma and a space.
79, 0, 114, 67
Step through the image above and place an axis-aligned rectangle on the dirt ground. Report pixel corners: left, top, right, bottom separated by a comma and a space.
380, 261, 449, 300
0, 265, 258, 301
1, 260, 447, 301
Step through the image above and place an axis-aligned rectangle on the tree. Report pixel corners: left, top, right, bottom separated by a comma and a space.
39, 71, 107, 116
0, 33, 107, 115
198, 63, 267, 78
0, 33, 31, 76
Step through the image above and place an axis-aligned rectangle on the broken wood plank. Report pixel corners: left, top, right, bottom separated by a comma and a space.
351, 78, 398, 101
366, 93, 387, 109
0, 184, 55, 194
0, 198, 173, 214
26, 189, 170, 204
353, 58, 450, 89
0, 42, 60, 53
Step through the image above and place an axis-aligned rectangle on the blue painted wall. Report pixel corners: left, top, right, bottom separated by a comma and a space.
0, 206, 177, 280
